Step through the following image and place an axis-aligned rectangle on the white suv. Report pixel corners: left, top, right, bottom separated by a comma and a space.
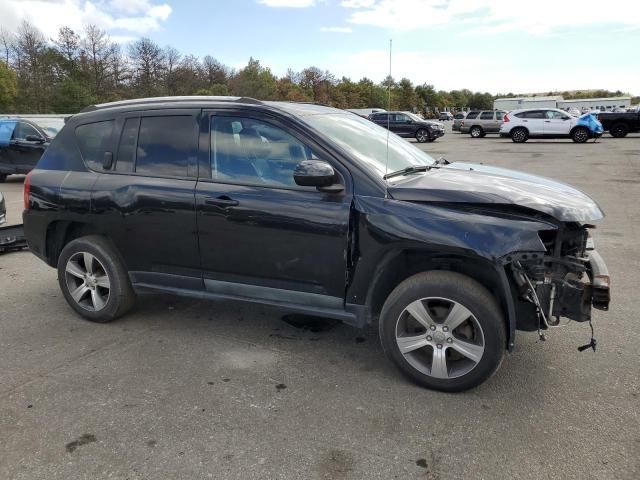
500, 108, 595, 143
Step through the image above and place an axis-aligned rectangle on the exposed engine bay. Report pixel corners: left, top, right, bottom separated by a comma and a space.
504, 223, 610, 336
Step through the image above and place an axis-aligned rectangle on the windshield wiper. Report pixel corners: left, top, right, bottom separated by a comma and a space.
383, 164, 431, 180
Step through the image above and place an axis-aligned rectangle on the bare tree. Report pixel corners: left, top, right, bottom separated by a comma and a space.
0, 27, 13, 66
129, 37, 165, 96
82, 24, 109, 95
163, 45, 180, 95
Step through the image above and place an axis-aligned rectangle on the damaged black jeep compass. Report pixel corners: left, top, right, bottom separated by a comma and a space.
23, 97, 610, 392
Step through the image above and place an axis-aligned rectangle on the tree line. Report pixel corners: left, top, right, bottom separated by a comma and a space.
0, 22, 635, 116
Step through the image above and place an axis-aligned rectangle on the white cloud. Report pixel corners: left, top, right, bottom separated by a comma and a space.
0, 0, 172, 39
342, 0, 640, 34
259, 0, 316, 7
320, 26, 352, 33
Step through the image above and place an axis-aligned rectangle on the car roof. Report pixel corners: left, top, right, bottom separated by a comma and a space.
71, 96, 348, 124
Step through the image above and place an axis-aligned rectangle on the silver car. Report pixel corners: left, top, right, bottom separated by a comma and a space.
460, 110, 506, 137
452, 112, 466, 131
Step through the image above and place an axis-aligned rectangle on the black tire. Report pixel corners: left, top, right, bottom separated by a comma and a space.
479, 132, 487, 138
470, 126, 483, 138
0, 174, 7, 183
609, 123, 628, 138
510, 127, 528, 143
415, 129, 429, 143
379, 271, 506, 392
572, 127, 589, 143
57, 235, 135, 323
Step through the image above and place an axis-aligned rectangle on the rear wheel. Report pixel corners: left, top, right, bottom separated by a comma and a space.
379, 271, 506, 392
470, 126, 483, 138
609, 123, 628, 138
510, 127, 528, 143
57, 235, 135, 323
415, 129, 429, 143
572, 127, 589, 143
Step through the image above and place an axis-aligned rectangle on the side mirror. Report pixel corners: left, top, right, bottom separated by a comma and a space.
294, 160, 338, 189
103, 151, 114, 170
25, 135, 45, 143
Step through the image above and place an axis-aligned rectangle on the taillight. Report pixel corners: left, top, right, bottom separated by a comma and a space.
23, 171, 32, 210
460, 121, 464, 126
503, 114, 510, 122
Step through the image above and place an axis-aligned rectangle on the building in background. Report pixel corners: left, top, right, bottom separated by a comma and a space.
494, 96, 631, 111
493, 96, 563, 110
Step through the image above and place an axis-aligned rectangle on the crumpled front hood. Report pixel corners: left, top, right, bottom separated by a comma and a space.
387, 162, 604, 222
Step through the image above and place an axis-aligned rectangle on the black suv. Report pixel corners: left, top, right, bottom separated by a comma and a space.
369, 111, 444, 143
0, 118, 61, 182
23, 96, 610, 392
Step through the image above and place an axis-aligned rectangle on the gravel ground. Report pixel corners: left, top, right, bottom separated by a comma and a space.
1, 126, 638, 479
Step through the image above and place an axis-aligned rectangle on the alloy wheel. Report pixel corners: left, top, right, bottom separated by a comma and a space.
64, 252, 111, 311
395, 297, 485, 379
416, 130, 428, 142
574, 129, 588, 143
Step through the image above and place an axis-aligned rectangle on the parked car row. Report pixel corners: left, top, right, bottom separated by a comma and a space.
450, 108, 636, 143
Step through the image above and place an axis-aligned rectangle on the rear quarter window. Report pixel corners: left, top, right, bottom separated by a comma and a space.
75, 120, 114, 171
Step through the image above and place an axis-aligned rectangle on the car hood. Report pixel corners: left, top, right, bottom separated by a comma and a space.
387, 162, 604, 222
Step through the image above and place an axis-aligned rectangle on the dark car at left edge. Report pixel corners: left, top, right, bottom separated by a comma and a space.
0, 117, 65, 183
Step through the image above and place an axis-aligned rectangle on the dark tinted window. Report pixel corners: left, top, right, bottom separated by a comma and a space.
465, 111, 479, 119
372, 113, 388, 121
516, 110, 545, 119
210, 116, 317, 188
479, 111, 494, 120
454, 113, 465, 119
135, 116, 195, 177
115, 117, 138, 172
394, 114, 410, 122
76, 120, 114, 170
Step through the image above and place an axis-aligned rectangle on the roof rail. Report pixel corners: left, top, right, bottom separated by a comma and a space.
81, 96, 262, 113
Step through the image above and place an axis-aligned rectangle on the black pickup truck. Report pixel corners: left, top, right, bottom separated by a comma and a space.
598, 111, 640, 137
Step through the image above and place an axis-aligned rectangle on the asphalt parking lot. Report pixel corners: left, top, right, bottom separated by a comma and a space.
1, 127, 639, 479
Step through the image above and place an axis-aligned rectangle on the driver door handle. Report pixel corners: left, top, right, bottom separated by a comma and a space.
205, 196, 239, 207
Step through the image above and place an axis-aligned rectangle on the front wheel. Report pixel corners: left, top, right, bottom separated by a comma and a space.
572, 127, 589, 143
415, 129, 430, 143
57, 235, 136, 323
379, 271, 506, 392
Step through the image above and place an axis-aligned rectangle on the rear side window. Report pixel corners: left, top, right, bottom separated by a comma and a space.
372, 113, 388, 121
516, 110, 545, 119
76, 121, 114, 171
465, 112, 479, 119
135, 116, 196, 177
479, 111, 494, 120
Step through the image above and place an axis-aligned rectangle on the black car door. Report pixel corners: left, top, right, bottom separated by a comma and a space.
392, 113, 414, 136
9, 122, 47, 173
195, 110, 352, 304
89, 110, 202, 287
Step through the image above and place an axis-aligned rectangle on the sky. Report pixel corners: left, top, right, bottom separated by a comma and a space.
1, 0, 639, 95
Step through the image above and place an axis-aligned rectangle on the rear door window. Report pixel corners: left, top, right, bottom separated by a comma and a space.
465, 112, 479, 119
76, 120, 115, 171
135, 116, 196, 177
479, 111, 494, 120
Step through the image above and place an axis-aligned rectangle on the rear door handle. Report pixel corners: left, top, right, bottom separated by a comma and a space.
205, 196, 239, 207
544, 120, 551, 123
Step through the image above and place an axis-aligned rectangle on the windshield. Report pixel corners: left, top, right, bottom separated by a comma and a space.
304, 113, 435, 178
404, 112, 425, 122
